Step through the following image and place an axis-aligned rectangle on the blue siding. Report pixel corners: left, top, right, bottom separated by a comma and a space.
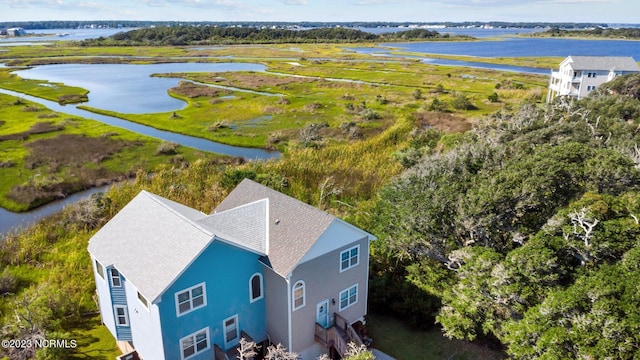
159, 239, 267, 359
108, 269, 133, 342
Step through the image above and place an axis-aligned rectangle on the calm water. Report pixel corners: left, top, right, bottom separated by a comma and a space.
13, 62, 267, 114
3, 34, 640, 235
0, 28, 131, 43
0, 186, 108, 236
359, 26, 543, 38
0, 62, 281, 235
383, 37, 640, 59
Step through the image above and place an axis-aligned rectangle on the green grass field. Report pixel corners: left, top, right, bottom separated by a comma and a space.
366, 314, 506, 360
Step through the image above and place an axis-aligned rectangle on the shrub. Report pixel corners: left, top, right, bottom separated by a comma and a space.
156, 141, 178, 155
452, 93, 477, 110
22, 105, 41, 112
0, 267, 17, 295
428, 96, 447, 112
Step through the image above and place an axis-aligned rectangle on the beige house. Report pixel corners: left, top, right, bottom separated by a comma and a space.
547, 56, 640, 103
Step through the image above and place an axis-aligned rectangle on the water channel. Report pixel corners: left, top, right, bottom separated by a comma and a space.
3, 35, 640, 235
0, 62, 282, 235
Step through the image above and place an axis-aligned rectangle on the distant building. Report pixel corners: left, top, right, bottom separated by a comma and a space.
6, 27, 27, 37
547, 55, 640, 102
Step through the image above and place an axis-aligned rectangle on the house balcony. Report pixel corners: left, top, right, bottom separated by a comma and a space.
315, 313, 369, 358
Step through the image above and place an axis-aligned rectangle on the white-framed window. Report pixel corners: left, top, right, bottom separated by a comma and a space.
114, 305, 129, 326
223, 315, 239, 348
180, 327, 210, 360
340, 245, 359, 272
110, 268, 122, 287
339, 284, 358, 311
250, 273, 263, 303
137, 291, 149, 309
175, 283, 206, 316
95, 259, 105, 280
293, 281, 305, 310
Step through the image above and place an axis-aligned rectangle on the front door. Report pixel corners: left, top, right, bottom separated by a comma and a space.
316, 299, 329, 328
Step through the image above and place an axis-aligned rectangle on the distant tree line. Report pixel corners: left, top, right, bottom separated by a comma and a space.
0, 20, 608, 31
536, 26, 640, 38
80, 26, 463, 46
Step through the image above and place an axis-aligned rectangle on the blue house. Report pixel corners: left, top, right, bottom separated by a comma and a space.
88, 179, 375, 360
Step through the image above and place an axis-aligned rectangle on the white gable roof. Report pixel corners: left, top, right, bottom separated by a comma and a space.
88, 191, 214, 302
562, 56, 640, 71
88, 191, 270, 302
89, 180, 375, 300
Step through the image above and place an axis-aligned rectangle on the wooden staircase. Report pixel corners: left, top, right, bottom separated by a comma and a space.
314, 313, 365, 357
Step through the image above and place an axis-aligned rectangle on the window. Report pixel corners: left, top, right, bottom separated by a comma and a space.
293, 281, 305, 310
340, 245, 359, 272
180, 328, 209, 360
110, 268, 122, 287
223, 315, 239, 347
250, 273, 263, 303
114, 305, 129, 326
137, 291, 149, 309
95, 260, 105, 280
176, 283, 206, 316
339, 284, 358, 311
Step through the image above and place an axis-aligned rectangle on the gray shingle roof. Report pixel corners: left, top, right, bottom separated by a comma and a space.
88, 191, 213, 302
196, 199, 268, 255
566, 56, 640, 71
88, 179, 356, 301
214, 179, 336, 277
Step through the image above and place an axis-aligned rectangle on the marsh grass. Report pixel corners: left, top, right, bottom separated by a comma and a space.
0, 68, 89, 104
0, 93, 225, 212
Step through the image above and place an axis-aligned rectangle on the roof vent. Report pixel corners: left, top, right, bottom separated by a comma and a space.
275, 219, 280, 225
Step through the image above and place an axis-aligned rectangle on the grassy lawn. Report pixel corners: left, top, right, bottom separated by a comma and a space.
69, 315, 121, 360
366, 313, 506, 360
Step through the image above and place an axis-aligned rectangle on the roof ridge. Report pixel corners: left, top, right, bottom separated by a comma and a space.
209, 197, 268, 216
239, 179, 337, 219
140, 190, 213, 237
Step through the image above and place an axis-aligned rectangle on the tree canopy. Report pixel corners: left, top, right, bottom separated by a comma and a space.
368, 74, 640, 358
80, 25, 463, 46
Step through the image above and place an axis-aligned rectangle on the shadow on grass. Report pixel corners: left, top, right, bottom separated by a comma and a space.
366, 313, 506, 360
67, 314, 121, 360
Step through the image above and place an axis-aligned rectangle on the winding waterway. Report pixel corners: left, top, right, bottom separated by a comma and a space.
3, 36, 640, 235
0, 62, 282, 235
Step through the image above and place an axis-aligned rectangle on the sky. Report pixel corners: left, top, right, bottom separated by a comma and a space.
1, 0, 639, 24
